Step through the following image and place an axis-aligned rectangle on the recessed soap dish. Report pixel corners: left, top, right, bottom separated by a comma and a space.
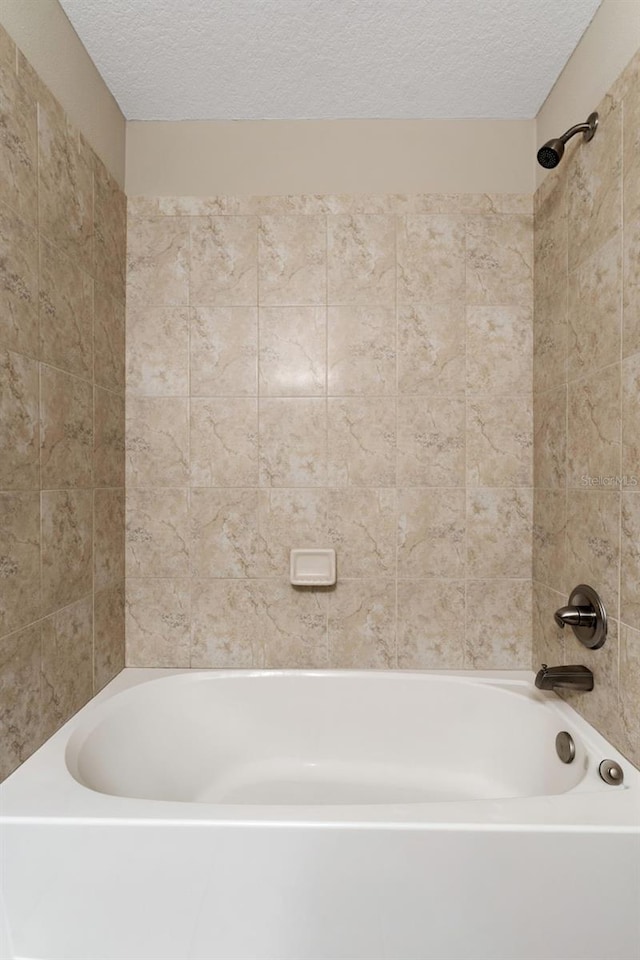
290, 549, 336, 586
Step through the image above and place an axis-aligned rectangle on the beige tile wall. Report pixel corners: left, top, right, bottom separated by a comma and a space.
126, 192, 533, 671
533, 49, 640, 767
0, 26, 126, 781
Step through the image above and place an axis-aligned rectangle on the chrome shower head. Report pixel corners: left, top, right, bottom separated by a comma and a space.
536, 112, 598, 169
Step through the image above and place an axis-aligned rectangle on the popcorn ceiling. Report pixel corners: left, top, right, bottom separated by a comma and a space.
59, 0, 601, 121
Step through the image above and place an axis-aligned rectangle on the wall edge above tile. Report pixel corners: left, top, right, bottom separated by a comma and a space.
125, 119, 535, 198
0, 0, 125, 186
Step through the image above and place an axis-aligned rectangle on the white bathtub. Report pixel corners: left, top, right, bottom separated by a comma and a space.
1, 669, 639, 960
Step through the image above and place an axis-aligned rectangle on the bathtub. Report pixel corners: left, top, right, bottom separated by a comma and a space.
1, 669, 638, 960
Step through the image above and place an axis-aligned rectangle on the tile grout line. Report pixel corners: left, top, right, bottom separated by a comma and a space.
617, 98, 625, 693
187, 215, 193, 668
463, 215, 469, 669
394, 214, 399, 668
324, 215, 330, 665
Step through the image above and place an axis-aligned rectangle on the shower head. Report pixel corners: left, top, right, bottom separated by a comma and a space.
536, 112, 598, 169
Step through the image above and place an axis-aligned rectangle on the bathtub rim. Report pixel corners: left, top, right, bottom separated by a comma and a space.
1, 668, 638, 831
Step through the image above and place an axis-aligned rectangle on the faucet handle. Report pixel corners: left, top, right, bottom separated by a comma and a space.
553, 584, 607, 650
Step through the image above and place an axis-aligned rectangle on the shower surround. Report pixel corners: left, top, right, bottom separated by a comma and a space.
532, 48, 640, 767
0, 25, 126, 781
126, 193, 534, 670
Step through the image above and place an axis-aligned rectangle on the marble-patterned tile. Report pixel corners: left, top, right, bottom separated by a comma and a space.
15, 47, 60, 121
126, 578, 191, 667
94, 285, 125, 392
94, 488, 125, 591
94, 387, 124, 487
622, 353, 640, 478
568, 97, 622, 270
0, 203, 38, 356
190, 306, 257, 396
533, 386, 567, 489
534, 171, 567, 305
467, 488, 532, 579
466, 397, 532, 487
41, 596, 93, 738
327, 215, 395, 305
622, 64, 640, 359
126, 488, 189, 578
621, 492, 640, 631
327, 305, 396, 395
567, 365, 621, 488
190, 579, 263, 668
127, 217, 190, 307
622, 51, 640, 198
41, 489, 92, 613
190, 216, 257, 306
256, 488, 328, 577
565, 489, 621, 614
127, 197, 161, 219
0, 349, 39, 490
397, 579, 465, 668
259, 306, 326, 396
623, 207, 640, 358
397, 488, 465, 578
259, 398, 326, 486
93, 155, 126, 303
619, 623, 640, 768
38, 99, 93, 274
465, 215, 533, 305
0, 61, 37, 225
397, 302, 465, 396
158, 196, 239, 217
328, 488, 397, 578
126, 306, 190, 397
0, 623, 42, 782
39, 238, 93, 380
259, 581, 328, 669
533, 488, 567, 593
466, 305, 532, 396
0, 492, 40, 637
398, 397, 464, 486
191, 398, 258, 487
40, 365, 93, 489
190, 488, 260, 578
328, 579, 396, 668
94, 581, 125, 691
532, 580, 566, 668
126, 397, 189, 487
328, 397, 396, 487
464, 580, 531, 668
397, 215, 465, 303
533, 293, 567, 394
567, 235, 621, 378
560, 618, 623, 754
0, 28, 14, 70
0, 27, 14, 70
258, 215, 326, 305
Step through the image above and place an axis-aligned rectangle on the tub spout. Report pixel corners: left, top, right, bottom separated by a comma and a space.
535, 664, 594, 692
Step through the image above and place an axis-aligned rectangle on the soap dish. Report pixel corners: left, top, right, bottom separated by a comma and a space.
290, 549, 336, 586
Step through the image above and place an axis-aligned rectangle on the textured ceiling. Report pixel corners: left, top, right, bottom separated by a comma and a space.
59, 0, 602, 121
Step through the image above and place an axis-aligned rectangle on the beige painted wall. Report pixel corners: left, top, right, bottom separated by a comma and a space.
536, 0, 640, 188
0, 0, 125, 185
126, 119, 535, 197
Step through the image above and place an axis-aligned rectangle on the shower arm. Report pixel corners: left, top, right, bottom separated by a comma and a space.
559, 121, 594, 145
